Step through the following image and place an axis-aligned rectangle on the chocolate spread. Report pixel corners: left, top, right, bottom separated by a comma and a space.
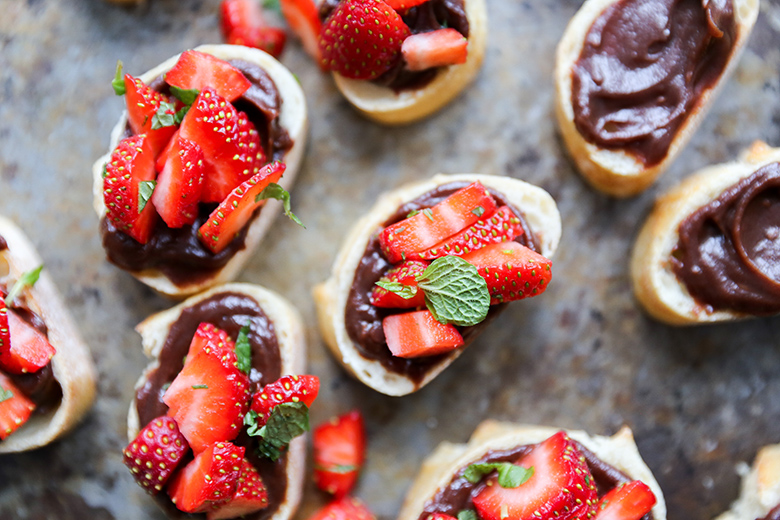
0, 235, 6, 251
759, 504, 780, 520
571, 0, 737, 166
345, 183, 540, 384
672, 163, 780, 315
135, 292, 284, 520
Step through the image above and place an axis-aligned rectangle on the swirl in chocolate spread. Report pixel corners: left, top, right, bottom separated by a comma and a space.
345, 183, 540, 384
571, 0, 737, 166
759, 504, 780, 520
672, 163, 780, 315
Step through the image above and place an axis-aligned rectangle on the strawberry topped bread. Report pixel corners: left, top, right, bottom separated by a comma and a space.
715, 443, 780, 520
0, 216, 96, 453
93, 45, 307, 298
125, 283, 311, 519
314, 174, 561, 395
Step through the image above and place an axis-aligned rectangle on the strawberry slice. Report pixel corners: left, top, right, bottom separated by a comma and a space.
313, 410, 366, 498
151, 136, 205, 228
370, 260, 428, 308
207, 458, 270, 520
473, 431, 598, 520
385, 0, 428, 10
463, 242, 552, 304
380, 182, 498, 264
401, 29, 468, 72
0, 308, 56, 374
249, 374, 320, 427
123, 74, 178, 156
280, 0, 322, 62
186, 322, 235, 360
0, 373, 35, 440
593, 481, 656, 520
382, 310, 464, 358
123, 416, 189, 495
197, 161, 286, 254
423, 515, 458, 520
307, 496, 376, 520
103, 134, 158, 244
168, 441, 245, 513
165, 50, 251, 103
221, 0, 286, 58
0, 299, 9, 358
228, 26, 287, 58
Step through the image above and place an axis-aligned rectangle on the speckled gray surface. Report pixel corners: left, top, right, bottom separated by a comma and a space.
1, 0, 779, 519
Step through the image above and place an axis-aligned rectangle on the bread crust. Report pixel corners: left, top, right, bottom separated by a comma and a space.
554, 0, 759, 197
715, 444, 780, 520
92, 44, 308, 298
397, 420, 667, 520
0, 216, 97, 454
330, 0, 486, 125
313, 174, 561, 396
631, 141, 780, 325
127, 282, 307, 520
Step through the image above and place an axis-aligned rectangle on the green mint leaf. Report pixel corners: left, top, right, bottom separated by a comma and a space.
422, 208, 435, 221
102, 163, 108, 179
244, 410, 262, 436
471, 206, 485, 217
263, 0, 281, 12
170, 85, 199, 106
5, 265, 44, 306
174, 105, 190, 125
112, 60, 126, 96
251, 401, 310, 462
458, 511, 478, 520
463, 463, 534, 488
292, 73, 301, 85
406, 209, 420, 218
0, 387, 13, 403
417, 256, 489, 327
162, 382, 171, 391
138, 180, 157, 213
375, 280, 418, 300
255, 183, 305, 228
151, 101, 177, 129
313, 463, 357, 474
235, 324, 252, 374
191, 384, 208, 390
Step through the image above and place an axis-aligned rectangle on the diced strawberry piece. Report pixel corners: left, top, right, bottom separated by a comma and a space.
207, 458, 270, 520
313, 410, 366, 498
0, 309, 56, 375
401, 29, 468, 72
197, 161, 285, 254
318, 0, 410, 80
422, 515, 458, 520
228, 26, 287, 58
307, 496, 377, 520
0, 373, 35, 440
165, 50, 251, 103
593, 481, 656, 520
123, 74, 178, 156
152, 137, 205, 228
370, 260, 428, 308
385, 0, 428, 9
186, 322, 235, 360
280, 0, 322, 62
249, 374, 320, 427
382, 310, 464, 359
221, 0, 265, 38
168, 441, 245, 513
473, 431, 598, 520
156, 128, 180, 173
463, 242, 552, 304
0, 300, 9, 358
380, 182, 497, 264
103, 134, 158, 244
123, 416, 189, 495
221, 0, 287, 58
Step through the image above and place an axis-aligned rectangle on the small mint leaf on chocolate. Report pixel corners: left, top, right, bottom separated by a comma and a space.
463, 462, 534, 488
235, 324, 252, 375
256, 183, 305, 228
112, 60, 126, 96
375, 280, 418, 300
5, 265, 44, 307
170, 85, 199, 106
416, 256, 489, 327
151, 101, 177, 130
138, 180, 157, 213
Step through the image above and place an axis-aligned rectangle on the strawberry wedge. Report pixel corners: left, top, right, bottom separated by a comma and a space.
370, 260, 428, 308
124, 75, 178, 156
0, 373, 35, 440
463, 242, 552, 304
152, 136, 205, 228
313, 410, 366, 498
280, 0, 322, 62
168, 441, 245, 513
402, 29, 468, 72
593, 481, 657, 520
165, 50, 251, 102
0, 308, 56, 374
221, 0, 287, 58
207, 458, 270, 520
383, 310, 464, 358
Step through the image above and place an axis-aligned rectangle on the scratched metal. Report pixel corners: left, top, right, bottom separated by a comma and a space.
1, 0, 780, 519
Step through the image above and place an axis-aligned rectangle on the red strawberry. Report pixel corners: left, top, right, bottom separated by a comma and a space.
123, 74, 178, 156
0, 308, 56, 374
473, 431, 598, 520
103, 134, 158, 244
370, 260, 428, 308
249, 374, 320, 427
313, 410, 366, 498
221, 0, 286, 57
197, 161, 285, 254
280, 0, 322, 62
228, 26, 287, 58
380, 182, 498, 264
0, 373, 35, 440
307, 496, 376, 520
463, 242, 552, 304
401, 29, 468, 71
382, 310, 464, 359
187, 322, 235, 360
168, 441, 245, 513
0, 299, 9, 357
165, 50, 251, 103
385, 0, 428, 9
152, 137, 205, 228
318, 0, 411, 80
123, 416, 189, 495
421, 515, 458, 520
593, 481, 656, 520
207, 458, 270, 520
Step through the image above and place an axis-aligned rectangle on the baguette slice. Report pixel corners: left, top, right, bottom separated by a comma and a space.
398, 420, 667, 520
313, 174, 561, 396
554, 0, 759, 197
128, 282, 306, 520
0, 216, 97, 454
92, 44, 308, 298
631, 141, 780, 325
330, 0, 486, 125
715, 444, 780, 520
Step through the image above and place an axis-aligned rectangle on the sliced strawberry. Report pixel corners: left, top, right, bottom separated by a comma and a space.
165, 50, 251, 103
249, 374, 320, 427
151, 137, 205, 228
280, 0, 322, 62
401, 29, 468, 72
473, 431, 598, 520
123, 74, 178, 156
385, 0, 428, 9
370, 260, 428, 308
0, 299, 9, 357
207, 458, 270, 520
318, 0, 411, 80
197, 161, 285, 254
422, 515, 458, 520
103, 134, 158, 244
186, 322, 235, 360
0, 309, 56, 374
463, 241, 552, 304
221, 0, 265, 37
307, 496, 376, 520
168, 441, 245, 513
0, 373, 35, 440
313, 410, 366, 498
123, 416, 189, 495
380, 182, 497, 264
594, 481, 656, 520
221, 0, 287, 57
228, 26, 287, 58
382, 310, 464, 358
156, 128, 180, 173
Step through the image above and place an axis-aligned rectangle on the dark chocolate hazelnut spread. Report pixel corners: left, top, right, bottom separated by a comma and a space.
0, 234, 7, 251
672, 162, 780, 315
759, 504, 780, 520
345, 183, 540, 384
571, 0, 737, 166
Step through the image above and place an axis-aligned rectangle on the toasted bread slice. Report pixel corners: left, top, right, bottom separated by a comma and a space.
715, 444, 780, 520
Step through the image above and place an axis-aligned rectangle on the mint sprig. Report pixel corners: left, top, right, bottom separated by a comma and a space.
112, 61, 125, 96
463, 462, 534, 488
235, 324, 252, 374
417, 256, 489, 327
256, 183, 305, 228
245, 401, 310, 462
5, 265, 44, 306
138, 181, 157, 213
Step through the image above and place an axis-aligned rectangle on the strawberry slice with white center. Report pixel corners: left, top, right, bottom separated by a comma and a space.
382, 310, 464, 358
165, 50, 251, 103
168, 441, 245, 513
151, 136, 205, 228
463, 241, 552, 304
593, 481, 656, 520
123, 416, 189, 495
370, 260, 428, 308
313, 410, 366, 498
0, 308, 56, 375
198, 161, 286, 254
123, 74, 178, 156
280, 0, 322, 62
379, 182, 498, 264
207, 458, 270, 520
402, 29, 468, 72
0, 373, 35, 440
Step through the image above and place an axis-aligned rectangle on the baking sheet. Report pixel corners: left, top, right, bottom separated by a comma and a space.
1, 0, 780, 519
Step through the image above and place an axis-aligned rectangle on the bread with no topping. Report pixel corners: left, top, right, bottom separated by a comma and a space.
714, 444, 780, 520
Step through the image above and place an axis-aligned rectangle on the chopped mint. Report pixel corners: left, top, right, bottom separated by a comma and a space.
375, 280, 418, 300
255, 183, 305, 228
463, 462, 534, 488
458, 511, 478, 520
151, 101, 177, 129
0, 387, 13, 403
246, 402, 310, 461
235, 324, 252, 375
112, 60, 126, 96
263, 0, 281, 12
174, 105, 190, 124
406, 209, 420, 218
138, 181, 157, 213
191, 384, 208, 390
102, 163, 108, 179
170, 85, 199, 106
422, 208, 435, 221
5, 265, 44, 306
416, 256, 489, 327
471, 206, 485, 217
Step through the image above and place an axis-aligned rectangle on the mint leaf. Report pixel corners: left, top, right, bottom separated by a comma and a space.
170, 85, 199, 106
0, 387, 13, 403
5, 265, 44, 306
255, 183, 305, 228
422, 208, 434, 221
249, 402, 310, 462
244, 410, 262, 436
235, 324, 252, 374
471, 206, 485, 217
313, 463, 357, 473
263, 0, 281, 12
151, 101, 177, 129
174, 105, 190, 124
406, 209, 420, 218
138, 181, 157, 213
458, 511, 478, 520
416, 256, 489, 327
191, 384, 208, 390
112, 60, 125, 95
463, 462, 534, 488
102, 163, 108, 179
375, 280, 418, 300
